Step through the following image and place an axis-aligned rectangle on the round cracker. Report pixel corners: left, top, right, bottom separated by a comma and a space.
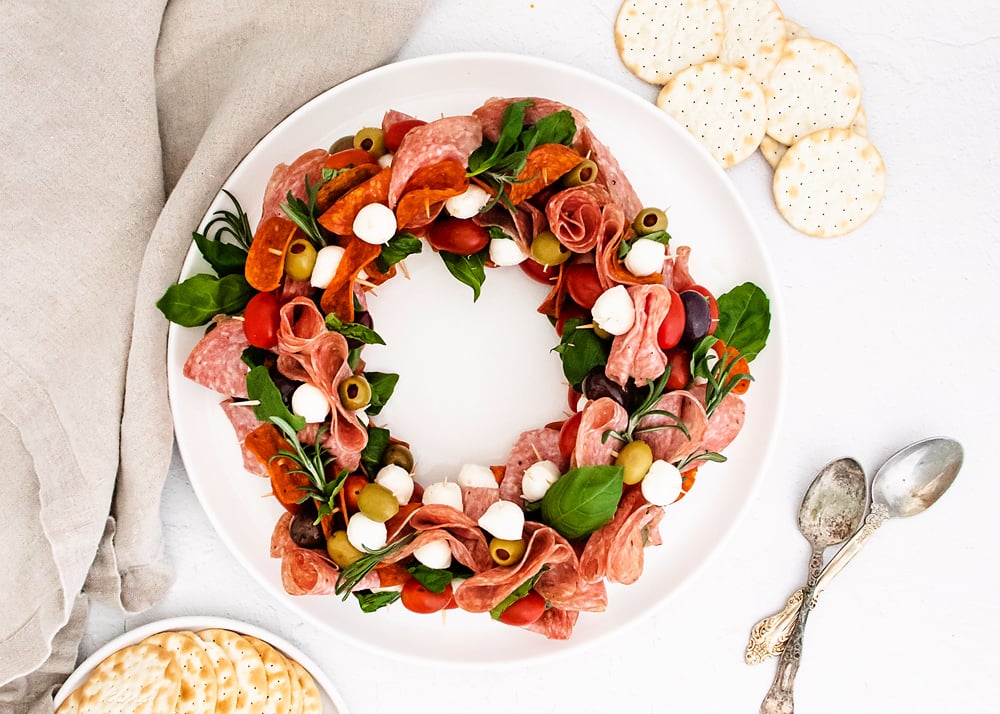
243, 634, 293, 714
198, 629, 269, 714
772, 128, 886, 237
285, 657, 323, 714
759, 133, 788, 169
615, 0, 725, 84
656, 61, 767, 168
763, 37, 862, 144
718, 0, 787, 83
193, 636, 239, 714
141, 631, 218, 714
783, 18, 809, 40
850, 104, 868, 135
61, 643, 182, 714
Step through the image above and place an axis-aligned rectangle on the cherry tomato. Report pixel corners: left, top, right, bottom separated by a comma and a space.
384, 119, 427, 153
567, 384, 583, 412
664, 347, 692, 390
564, 262, 603, 309
324, 148, 377, 170
243, 291, 281, 349
558, 411, 583, 460
688, 284, 719, 335
400, 578, 453, 614
554, 301, 587, 337
498, 590, 547, 627
713, 340, 751, 395
427, 218, 490, 256
656, 288, 686, 350
341, 474, 369, 514
518, 258, 558, 285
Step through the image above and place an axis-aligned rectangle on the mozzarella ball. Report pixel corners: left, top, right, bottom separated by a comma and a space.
346, 512, 387, 552
521, 460, 561, 502
640, 460, 683, 506
353, 202, 397, 245
477, 500, 525, 540
412, 539, 453, 570
489, 237, 527, 266
378, 152, 393, 168
591, 285, 636, 335
310, 245, 346, 289
290, 383, 330, 423
457, 464, 498, 489
624, 238, 667, 277
422, 481, 464, 511
374, 464, 414, 506
445, 184, 491, 219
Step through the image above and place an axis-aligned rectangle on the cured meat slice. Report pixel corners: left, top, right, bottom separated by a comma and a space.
473, 96, 588, 144
521, 606, 580, 640
530, 524, 609, 613
500, 427, 566, 503
261, 148, 329, 222
595, 203, 662, 290
383, 504, 492, 572
575, 126, 643, 219
605, 284, 672, 387
572, 397, 627, 468
271, 514, 379, 595
381, 109, 417, 135
387, 115, 482, 207
578, 488, 664, 585
220, 398, 266, 477
689, 383, 746, 454
270, 512, 296, 558
662, 245, 696, 292
635, 389, 708, 463
545, 183, 611, 254
461, 485, 500, 522
183, 317, 250, 398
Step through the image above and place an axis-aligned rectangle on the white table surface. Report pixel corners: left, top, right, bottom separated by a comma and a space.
84, 1, 999, 712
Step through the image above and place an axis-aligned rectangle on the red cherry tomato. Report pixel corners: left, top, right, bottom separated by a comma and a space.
427, 218, 490, 256
558, 411, 583, 460
554, 301, 587, 337
656, 288, 686, 350
498, 590, 547, 626
400, 578, 453, 614
324, 148, 377, 170
688, 284, 719, 335
518, 258, 558, 285
243, 291, 281, 349
341, 474, 369, 514
567, 384, 583, 412
564, 262, 603, 310
384, 119, 427, 153
664, 347, 692, 390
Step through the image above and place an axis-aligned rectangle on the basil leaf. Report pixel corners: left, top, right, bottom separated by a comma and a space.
407, 564, 453, 594
440, 248, 487, 301
353, 590, 401, 613
241, 346, 273, 369
246, 366, 305, 431
541, 465, 624, 540
156, 273, 255, 327
525, 110, 576, 148
364, 371, 399, 417
360, 425, 390, 476
487, 225, 514, 241
192, 232, 248, 276
552, 318, 610, 388
715, 282, 770, 363
325, 313, 386, 346
468, 99, 531, 175
376, 233, 422, 273
489, 567, 547, 620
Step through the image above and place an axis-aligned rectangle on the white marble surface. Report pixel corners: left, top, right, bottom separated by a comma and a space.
85, 1, 999, 712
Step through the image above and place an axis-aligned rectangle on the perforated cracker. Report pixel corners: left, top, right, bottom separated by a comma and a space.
198, 629, 269, 714
285, 658, 323, 714
718, 0, 787, 83
243, 634, 293, 714
142, 631, 218, 714
193, 636, 239, 714
61, 643, 181, 714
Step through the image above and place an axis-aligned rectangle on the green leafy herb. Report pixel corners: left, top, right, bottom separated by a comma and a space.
156, 273, 255, 327
364, 372, 399, 417
552, 317, 611, 388
281, 176, 326, 249
675, 448, 728, 473
617, 229, 671, 260
440, 247, 488, 301
322, 166, 352, 183
487, 225, 514, 241
714, 282, 771, 363
192, 233, 249, 277
604, 370, 689, 444
201, 189, 254, 251
375, 233, 423, 273
540, 465, 624, 540
269, 416, 349, 522
325, 313, 386, 346
353, 590, 401, 613
240, 346, 273, 369
407, 564, 454, 594
490, 567, 548, 620
690, 334, 754, 418
347, 346, 363, 372
246, 367, 305, 431
335, 533, 416, 599
360, 425, 391, 477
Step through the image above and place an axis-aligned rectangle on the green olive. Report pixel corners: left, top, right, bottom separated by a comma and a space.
530, 230, 571, 266
489, 537, 526, 566
562, 158, 599, 187
326, 530, 364, 567
632, 207, 668, 236
353, 127, 387, 157
593, 325, 612, 340
382, 443, 415, 472
329, 135, 355, 153
357, 482, 399, 523
338, 375, 372, 411
284, 237, 318, 281
616, 440, 654, 486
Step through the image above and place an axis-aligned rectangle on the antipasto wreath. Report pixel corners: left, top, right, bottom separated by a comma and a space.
159, 97, 771, 639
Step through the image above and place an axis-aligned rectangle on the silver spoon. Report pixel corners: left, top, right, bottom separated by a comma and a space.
757, 437, 964, 714
756, 458, 868, 713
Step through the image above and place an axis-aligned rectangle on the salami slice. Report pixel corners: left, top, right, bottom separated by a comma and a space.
183, 317, 250, 397
381, 108, 417, 135
572, 397, 627, 468
546, 183, 611, 254
531, 524, 609, 613
270, 512, 296, 558
219, 398, 266, 476
689, 383, 746, 454
500, 427, 566, 503
462, 485, 500, 522
663, 245, 696, 292
261, 148, 329, 222
635, 389, 708, 463
387, 115, 482, 207
473, 96, 588, 144
383, 503, 492, 572
578, 488, 664, 585
521, 606, 580, 640
574, 126, 643, 219
605, 284, 672, 387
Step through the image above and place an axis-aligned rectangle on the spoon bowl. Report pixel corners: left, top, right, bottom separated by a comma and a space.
872, 437, 963, 518
799, 457, 868, 551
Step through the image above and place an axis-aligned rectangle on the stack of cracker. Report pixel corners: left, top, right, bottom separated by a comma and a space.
55, 628, 323, 714
615, 0, 886, 237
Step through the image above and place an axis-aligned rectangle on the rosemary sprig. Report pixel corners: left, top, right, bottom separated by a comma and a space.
203, 189, 254, 250
603, 370, 689, 444
281, 176, 327, 249
691, 336, 754, 417
675, 449, 727, 472
334, 533, 417, 600
269, 416, 349, 523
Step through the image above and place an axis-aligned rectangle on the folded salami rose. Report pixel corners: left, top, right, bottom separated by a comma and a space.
578, 488, 664, 585
574, 126, 643, 219
546, 183, 611, 254
183, 317, 250, 397
387, 115, 482, 207
689, 383, 746, 455
605, 284, 672, 387
572, 397, 627, 468
635, 390, 708, 464
260, 148, 329, 222
383, 504, 493, 573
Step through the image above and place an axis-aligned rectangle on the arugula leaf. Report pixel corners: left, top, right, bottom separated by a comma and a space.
364, 371, 399, 417
353, 590, 401, 613
376, 233, 423, 273
521, 110, 576, 149
156, 273, 255, 327
246, 367, 305, 431
360, 425, 391, 477
490, 567, 548, 620
440, 248, 488, 301
468, 99, 531, 175
325, 313, 386, 346
552, 318, 611, 388
540, 465, 624, 540
715, 282, 771, 362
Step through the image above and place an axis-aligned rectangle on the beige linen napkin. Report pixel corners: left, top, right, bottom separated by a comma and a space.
0, 1, 427, 710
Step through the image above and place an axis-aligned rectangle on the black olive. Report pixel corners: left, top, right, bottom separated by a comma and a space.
289, 508, 325, 549
680, 290, 712, 344
581, 366, 628, 406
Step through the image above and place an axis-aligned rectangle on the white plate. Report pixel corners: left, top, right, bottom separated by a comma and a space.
167, 52, 785, 666
52, 616, 349, 713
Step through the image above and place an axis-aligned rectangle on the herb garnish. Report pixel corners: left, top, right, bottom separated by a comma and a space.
440, 247, 488, 300
353, 590, 401, 613
363, 372, 399, 417
156, 272, 255, 327
490, 567, 548, 620
540, 465, 624, 540
553, 317, 611, 388
617, 229, 671, 259
376, 233, 423, 273
603, 370, 689, 444
335, 533, 417, 599
269, 416, 350, 523
281, 176, 327, 249
325, 313, 386, 345
246, 367, 305, 431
